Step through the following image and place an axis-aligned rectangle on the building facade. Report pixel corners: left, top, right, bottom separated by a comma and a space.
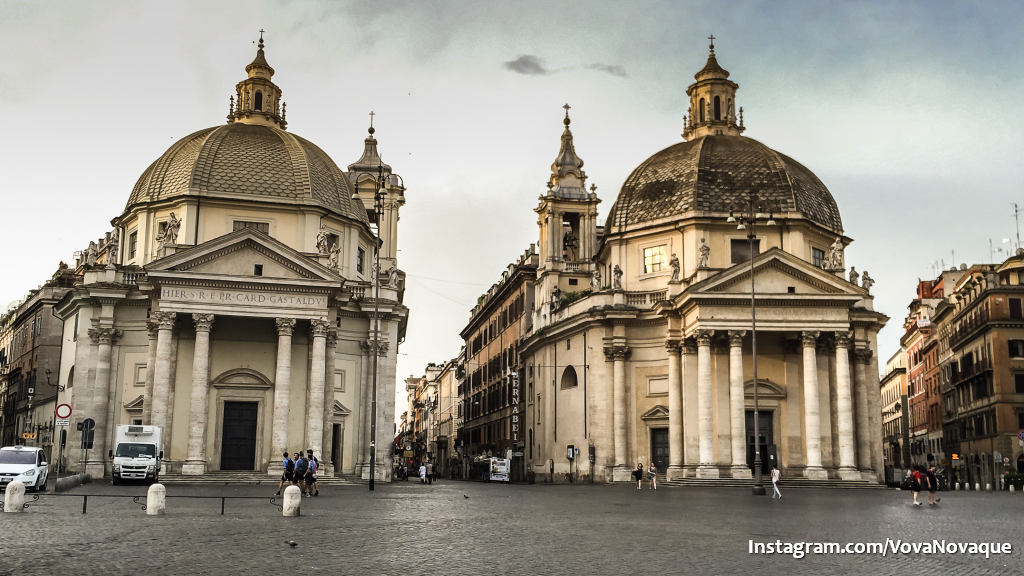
52, 37, 408, 481
879, 350, 907, 482
520, 43, 888, 484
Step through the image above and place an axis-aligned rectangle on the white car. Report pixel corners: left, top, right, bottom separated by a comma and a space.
0, 445, 49, 492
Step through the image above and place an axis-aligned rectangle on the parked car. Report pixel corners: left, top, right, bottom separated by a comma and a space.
0, 445, 49, 492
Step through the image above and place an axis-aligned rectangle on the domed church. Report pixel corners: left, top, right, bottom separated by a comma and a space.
521, 41, 887, 483
55, 36, 408, 481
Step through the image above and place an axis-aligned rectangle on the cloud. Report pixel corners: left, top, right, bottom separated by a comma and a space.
503, 55, 549, 75
587, 63, 628, 77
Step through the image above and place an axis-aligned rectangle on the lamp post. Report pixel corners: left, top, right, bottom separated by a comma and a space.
728, 195, 775, 496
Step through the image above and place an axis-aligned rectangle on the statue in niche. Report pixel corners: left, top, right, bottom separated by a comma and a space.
591, 267, 602, 290
698, 238, 710, 268
563, 228, 578, 261
612, 265, 623, 290
329, 241, 340, 270
316, 224, 330, 255
848, 266, 859, 285
669, 253, 680, 282
157, 213, 180, 247
826, 236, 844, 270
861, 270, 874, 293
551, 286, 562, 310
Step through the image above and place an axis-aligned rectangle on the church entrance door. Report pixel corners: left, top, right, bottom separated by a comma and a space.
220, 401, 258, 470
745, 410, 774, 475
650, 428, 669, 473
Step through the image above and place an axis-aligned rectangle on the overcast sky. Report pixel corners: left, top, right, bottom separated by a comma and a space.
3, 0, 1023, 418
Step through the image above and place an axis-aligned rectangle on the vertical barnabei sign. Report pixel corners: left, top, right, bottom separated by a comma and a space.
511, 372, 520, 441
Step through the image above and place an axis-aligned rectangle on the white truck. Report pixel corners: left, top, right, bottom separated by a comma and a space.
0, 445, 49, 492
109, 425, 162, 484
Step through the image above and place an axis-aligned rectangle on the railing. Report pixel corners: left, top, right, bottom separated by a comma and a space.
625, 290, 668, 306
563, 261, 584, 273
120, 271, 142, 286
346, 284, 367, 300
949, 309, 990, 348
5, 493, 281, 515
950, 358, 993, 384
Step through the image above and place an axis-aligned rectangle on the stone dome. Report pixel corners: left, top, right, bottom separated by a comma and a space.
606, 135, 842, 234
125, 122, 366, 223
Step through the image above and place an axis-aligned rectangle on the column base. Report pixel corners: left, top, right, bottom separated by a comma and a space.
181, 461, 207, 476
611, 466, 635, 482
84, 460, 107, 479
666, 465, 687, 481
837, 467, 861, 481
804, 466, 828, 480
681, 464, 699, 478
696, 465, 720, 479
729, 466, 752, 479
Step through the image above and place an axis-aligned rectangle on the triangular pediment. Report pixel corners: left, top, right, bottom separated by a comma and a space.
146, 228, 340, 282
689, 248, 862, 297
332, 400, 352, 417
641, 404, 669, 420
124, 395, 144, 412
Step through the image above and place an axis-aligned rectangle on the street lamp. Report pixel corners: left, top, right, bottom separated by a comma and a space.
727, 195, 775, 496
352, 161, 401, 491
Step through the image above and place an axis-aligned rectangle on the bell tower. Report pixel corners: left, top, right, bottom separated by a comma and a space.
682, 36, 744, 140
227, 31, 287, 129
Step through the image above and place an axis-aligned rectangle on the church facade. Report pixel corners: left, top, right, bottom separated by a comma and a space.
54, 37, 407, 480
521, 42, 887, 483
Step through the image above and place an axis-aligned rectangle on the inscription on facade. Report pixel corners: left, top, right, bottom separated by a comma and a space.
161, 287, 327, 309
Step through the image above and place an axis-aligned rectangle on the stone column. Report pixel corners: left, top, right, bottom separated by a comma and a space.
834, 331, 858, 479
853, 348, 874, 475
604, 344, 630, 474
728, 330, 750, 477
321, 328, 338, 475
150, 312, 177, 441
306, 319, 329, 457
681, 339, 699, 473
666, 339, 684, 476
801, 331, 827, 479
85, 326, 121, 478
271, 318, 295, 470
183, 314, 214, 475
141, 320, 158, 424
696, 329, 718, 478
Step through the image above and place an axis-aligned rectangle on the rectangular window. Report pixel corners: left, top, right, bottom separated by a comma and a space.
648, 376, 668, 396
128, 231, 138, 259
134, 364, 146, 387
1016, 373, 1024, 394
731, 238, 761, 265
1010, 340, 1024, 358
334, 370, 345, 392
812, 247, 825, 268
357, 247, 365, 274
253, 264, 263, 276
643, 245, 667, 273
1011, 298, 1023, 320
232, 220, 270, 234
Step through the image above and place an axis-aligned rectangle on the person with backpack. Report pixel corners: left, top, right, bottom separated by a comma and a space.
275, 451, 294, 495
292, 451, 309, 496
305, 449, 320, 496
910, 465, 924, 506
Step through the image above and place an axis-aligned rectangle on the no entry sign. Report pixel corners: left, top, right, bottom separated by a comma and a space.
55, 403, 72, 419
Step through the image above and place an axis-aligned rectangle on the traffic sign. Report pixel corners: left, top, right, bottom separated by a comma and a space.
1018, 429, 1024, 441
55, 403, 72, 419
55, 418, 70, 426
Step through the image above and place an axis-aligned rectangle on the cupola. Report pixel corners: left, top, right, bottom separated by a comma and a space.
682, 36, 744, 140
227, 31, 287, 129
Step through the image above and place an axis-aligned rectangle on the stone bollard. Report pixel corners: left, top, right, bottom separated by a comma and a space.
955, 482, 960, 491
283, 485, 301, 517
985, 483, 992, 491
3, 481, 26, 513
146, 483, 166, 515
975, 483, 981, 491
1010, 485, 1016, 493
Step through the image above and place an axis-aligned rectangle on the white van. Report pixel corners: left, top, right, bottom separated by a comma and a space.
110, 425, 162, 484
0, 445, 49, 492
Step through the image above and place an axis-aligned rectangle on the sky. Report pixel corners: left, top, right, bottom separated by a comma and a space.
3, 0, 1023, 420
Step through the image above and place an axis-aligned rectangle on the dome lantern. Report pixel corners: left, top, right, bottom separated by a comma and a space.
682, 35, 744, 141
548, 103, 587, 195
228, 30, 287, 130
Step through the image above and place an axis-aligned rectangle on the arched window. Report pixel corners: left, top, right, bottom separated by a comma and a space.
714, 96, 721, 120
254, 91, 263, 111
699, 98, 706, 122
560, 365, 578, 389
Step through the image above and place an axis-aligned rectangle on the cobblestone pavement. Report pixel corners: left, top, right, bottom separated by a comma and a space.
1, 480, 1020, 576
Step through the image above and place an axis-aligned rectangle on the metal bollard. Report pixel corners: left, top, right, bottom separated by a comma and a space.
3, 481, 26, 513
283, 484, 301, 517
147, 483, 166, 515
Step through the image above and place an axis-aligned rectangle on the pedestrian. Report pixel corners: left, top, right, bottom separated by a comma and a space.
634, 462, 644, 490
926, 465, 940, 506
306, 449, 320, 496
426, 461, 433, 485
648, 462, 657, 490
275, 451, 294, 495
910, 465, 923, 506
293, 451, 309, 496
419, 462, 427, 484
770, 465, 782, 499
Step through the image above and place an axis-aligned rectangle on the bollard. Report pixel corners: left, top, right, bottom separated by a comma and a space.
975, 483, 981, 491
954, 482, 960, 491
985, 483, 992, 491
3, 481, 26, 513
1010, 485, 1016, 493
146, 483, 166, 515
283, 484, 301, 517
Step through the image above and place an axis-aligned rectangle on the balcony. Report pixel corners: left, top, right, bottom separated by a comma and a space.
950, 358, 992, 385
949, 309, 990, 348
625, 290, 668, 306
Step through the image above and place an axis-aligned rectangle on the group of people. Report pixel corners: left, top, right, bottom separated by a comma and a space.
633, 462, 658, 490
275, 449, 321, 497
908, 464, 940, 506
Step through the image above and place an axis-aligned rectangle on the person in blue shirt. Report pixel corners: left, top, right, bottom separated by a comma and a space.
275, 451, 294, 495
305, 449, 320, 496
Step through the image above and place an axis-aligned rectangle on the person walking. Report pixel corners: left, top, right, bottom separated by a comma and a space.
926, 465, 941, 505
648, 462, 658, 490
910, 466, 924, 506
293, 451, 309, 496
426, 461, 434, 485
770, 466, 782, 499
634, 462, 644, 490
275, 451, 294, 495
418, 462, 427, 484
306, 449, 320, 496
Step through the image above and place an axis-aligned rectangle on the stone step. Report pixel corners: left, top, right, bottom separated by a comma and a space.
660, 477, 884, 489
157, 472, 367, 486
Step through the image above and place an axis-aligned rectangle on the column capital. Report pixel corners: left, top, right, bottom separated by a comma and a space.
311, 318, 330, 338
728, 330, 746, 347
853, 347, 874, 365
275, 317, 296, 335
603, 345, 631, 361
682, 337, 698, 355
88, 327, 122, 345
800, 330, 820, 348
326, 328, 338, 349
834, 331, 853, 348
153, 311, 177, 330
361, 338, 389, 356
695, 329, 715, 347
192, 313, 215, 333
665, 339, 682, 354
146, 320, 159, 339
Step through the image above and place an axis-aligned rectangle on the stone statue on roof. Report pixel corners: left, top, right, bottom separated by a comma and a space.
669, 253, 680, 282
613, 265, 623, 290
698, 238, 710, 269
